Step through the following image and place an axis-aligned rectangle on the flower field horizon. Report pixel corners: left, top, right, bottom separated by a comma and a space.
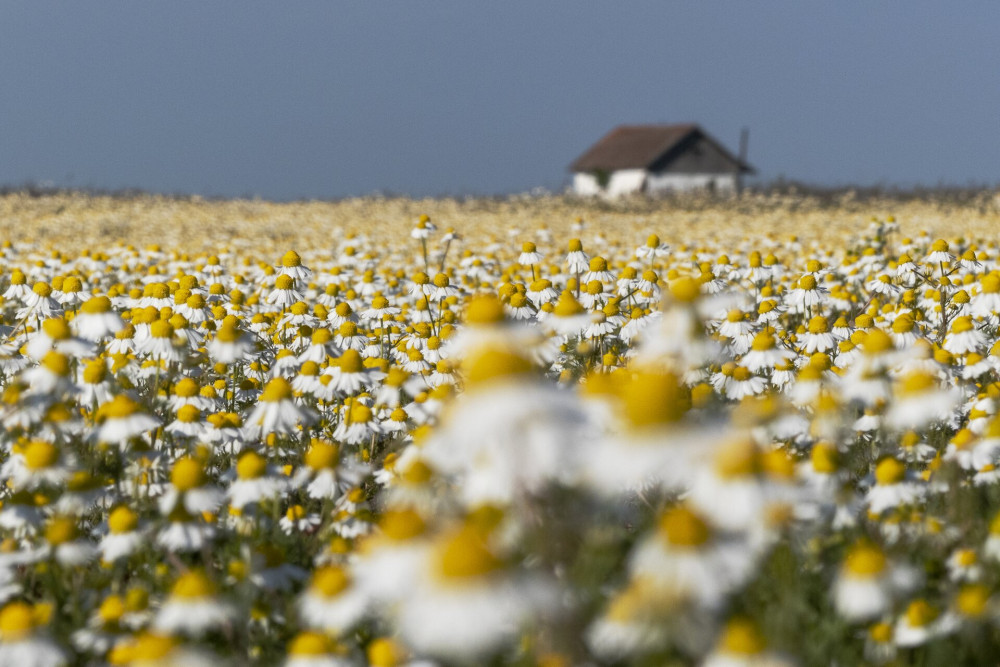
4, 190, 1000, 665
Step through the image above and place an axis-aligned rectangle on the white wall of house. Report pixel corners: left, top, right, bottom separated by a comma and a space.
572, 172, 603, 196
573, 170, 737, 196
646, 172, 737, 194
572, 169, 647, 197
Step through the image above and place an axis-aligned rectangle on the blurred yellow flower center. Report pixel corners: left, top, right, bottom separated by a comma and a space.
23, 440, 59, 470
844, 543, 886, 577
0, 602, 35, 640
236, 452, 267, 479
172, 570, 216, 599
171, 458, 206, 491
719, 618, 766, 655
874, 458, 906, 485
659, 505, 710, 547
313, 566, 350, 597
436, 528, 503, 579
108, 506, 139, 534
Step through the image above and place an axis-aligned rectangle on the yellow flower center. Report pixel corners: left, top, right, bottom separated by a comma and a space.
658, 505, 711, 547
436, 528, 503, 579
811, 442, 839, 473
172, 570, 216, 599
905, 599, 938, 627
951, 316, 974, 333
41, 318, 71, 340
98, 595, 125, 624
668, 276, 701, 302
719, 618, 766, 655
620, 370, 688, 429
288, 632, 333, 656
312, 566, 350, 597
45, 516, 78, 546
149, 319, 174, 339
23, 440, 59, 470
108, 506, 139, 534
553, 290, 585, 317
844, 543, 887, 577
281, 250, 302, 267
0, 602, 35, 640
863, 329, 893, 354
465, 295, 505, 324
368, 637, 406, 667
379, 509, 427, 541
305, 441, 339, 470
957, 584, 991, 618
463, 346, 533, 386
171, 458, 206, 491
261, 378, 293, 402
714, 438, 759, 479
869, 622, 892, 643
176, 405, 200, 424
41, 351, 70, 376
874, 458, 906, 485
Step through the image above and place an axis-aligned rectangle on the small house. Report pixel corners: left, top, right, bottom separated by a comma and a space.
568, 123, 754, 197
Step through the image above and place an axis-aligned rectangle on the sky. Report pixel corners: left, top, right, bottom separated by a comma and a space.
2, 2, 999, 200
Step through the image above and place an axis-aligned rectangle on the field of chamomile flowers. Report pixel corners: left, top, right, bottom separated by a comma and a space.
5, 190, 1000, 666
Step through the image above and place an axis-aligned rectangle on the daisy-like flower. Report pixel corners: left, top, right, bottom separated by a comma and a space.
94, 395, 159, 447
865, 457, 925, 515
17, 281, 63, 319
332, 399, 383, 445
293, 440, 347, 500
925, 238, 954, 265
410, 214, 437, 239
701, 617, 796, 667
884, 371, 961, 431
280, 504, 322, 534
267, 274, 304, 308
627, 504, 757, 610
894, 598, 958, 647
833, 541, 904, 622
635, 233, 670, 261
545, 289, 594, 336
392, 523, 554, 662
943, 315, 986, 355
164, 405, 206, 441
565, 238, 590, 274
0, 601, 67, 667
72, 296, 124, 341
25, 318, 95, 361
297, 565, 370, 634
23, 351, 77, 396
799, 315, 837, 354
2, 438, 74, 493
741, 331, 795, 373
322, 349, 373, 395
99, 505, 145, 563
517, 241, 543, 267
158, 457, 224, 516
785, 273, 828, 314
227, 451, 289, 509
283, 632, 351, 667
153, 570, 235, 637
135, 319, 183, 363
277, 250, 313, 282
243, 377, 317, 438
42, 515, 96, 566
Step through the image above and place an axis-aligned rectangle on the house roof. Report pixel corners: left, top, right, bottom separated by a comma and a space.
569, 124, 753, 174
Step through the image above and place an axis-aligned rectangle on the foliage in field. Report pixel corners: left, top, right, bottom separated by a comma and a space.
2, 194, 1000, 665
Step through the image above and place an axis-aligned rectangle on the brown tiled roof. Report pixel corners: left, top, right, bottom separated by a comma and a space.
569, 124, 752, 173
569, 124, 696, 172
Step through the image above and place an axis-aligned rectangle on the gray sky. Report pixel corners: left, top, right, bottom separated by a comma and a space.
2, 2, 999, 200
